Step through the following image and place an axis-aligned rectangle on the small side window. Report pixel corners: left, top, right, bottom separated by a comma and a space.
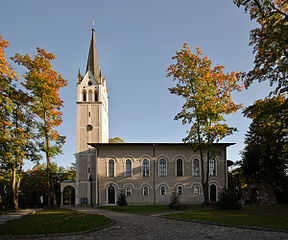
160, 186, 166, 195
83, 91, 87, 101
126, 186, 132, 196
143, 186, 149, 196
178, 186, 183, 195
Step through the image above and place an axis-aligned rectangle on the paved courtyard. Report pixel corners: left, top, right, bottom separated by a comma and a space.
2, 208, 288, 240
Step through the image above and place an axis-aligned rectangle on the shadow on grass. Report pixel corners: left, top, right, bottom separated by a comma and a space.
165, 204, 288, 230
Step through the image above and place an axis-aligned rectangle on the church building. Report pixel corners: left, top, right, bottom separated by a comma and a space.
73, 26, 233, 206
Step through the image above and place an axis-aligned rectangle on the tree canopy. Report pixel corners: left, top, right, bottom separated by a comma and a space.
233, 0, 288, 94
241, 95, 288, 193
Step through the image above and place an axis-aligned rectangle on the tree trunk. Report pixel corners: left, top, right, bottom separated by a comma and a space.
15, 176, 21, 210
199, 146, 209, 206
12, 167, 19, 209
43, 111, 56, 208
0, 182, 9, 210
205, 151, 210, 205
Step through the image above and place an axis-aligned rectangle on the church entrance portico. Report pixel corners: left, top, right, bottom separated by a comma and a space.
60, 180, 76, 206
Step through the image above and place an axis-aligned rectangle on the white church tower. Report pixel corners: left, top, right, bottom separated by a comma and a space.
75, 25, 109, 205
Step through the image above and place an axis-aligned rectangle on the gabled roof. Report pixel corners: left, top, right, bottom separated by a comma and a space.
86, 25, 101, 83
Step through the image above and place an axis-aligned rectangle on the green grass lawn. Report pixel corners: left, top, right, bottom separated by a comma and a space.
99, 204, 202, 214
165, 204, 288, 230
0, 208, 112, 235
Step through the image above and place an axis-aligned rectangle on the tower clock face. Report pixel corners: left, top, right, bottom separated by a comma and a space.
86, 124, 93, 131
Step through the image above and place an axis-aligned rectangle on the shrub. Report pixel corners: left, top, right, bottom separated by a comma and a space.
216, 189, 242, 210
169, 188, 182, 210
116, 190, 128, 206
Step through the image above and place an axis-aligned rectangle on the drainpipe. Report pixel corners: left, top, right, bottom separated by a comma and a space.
96, 147, 100, 206
224, 147, 227, 190
153, 144, 156, 205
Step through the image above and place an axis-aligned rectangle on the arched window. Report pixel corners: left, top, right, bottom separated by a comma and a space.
193, 159, 200, 176
94, 91, 99, 101
143, 159, 149, 177
194, 185, 200, 195
126, 186, 132, 196
209, 159, 216, 176
160, 186, 166, 195
143, 186, 149, 196
178, 186, 183, 195
108, 160, 114, 177
176, 159, 183, 176
83, 91, 87, 101
126, 160, 132, 177
88, 90, 93, 101
159, 159, 166, 177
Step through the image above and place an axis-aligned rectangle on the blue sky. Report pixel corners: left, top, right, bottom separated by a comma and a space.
1, 0, 273, 169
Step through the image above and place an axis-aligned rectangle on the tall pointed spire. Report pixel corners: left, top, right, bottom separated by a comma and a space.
86, 21, 101, 83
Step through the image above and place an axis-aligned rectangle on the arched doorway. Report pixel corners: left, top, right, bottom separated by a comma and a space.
108, 185, 115, 204
63, 186, 75, 205
210, 184, 217, 202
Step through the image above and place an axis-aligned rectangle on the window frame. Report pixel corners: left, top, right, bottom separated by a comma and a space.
193, 159, 200, 176
94, 91, 99, 101
159, 159, 167, 177
108, 159, 115, 177
193, 185, 200, 195
126, 186, 132, 196
143, 186, 149, 196
82, 90, 87, 102
160, 186, 166, 196
209, 159, 216, 176
126, 159, 132, 177
177, 185, 183, 195
142, 159, 150, 177
176, 159, 183, 177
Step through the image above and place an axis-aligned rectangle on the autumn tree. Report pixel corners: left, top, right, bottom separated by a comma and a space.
0, 35, 17, 132
0, 35, 17, 171
0, 89, 41, 209
109, 137, 125, 143
233, 0, 288, 94
167, 44, 242, 204
241, 95, 288, 201
0, 35, 40, 209
0, 35, 15, 210
13, 48, 67, 208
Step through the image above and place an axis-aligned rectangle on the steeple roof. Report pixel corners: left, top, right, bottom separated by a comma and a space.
86, 24, 101, 83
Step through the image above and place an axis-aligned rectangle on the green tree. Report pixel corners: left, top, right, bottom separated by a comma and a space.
13, 48, 68, 208
241, 95, 288, 201
19, 162, 70, 208
116, 190, 127, 206
233, 0, 288, 94
167, 43, 242, 204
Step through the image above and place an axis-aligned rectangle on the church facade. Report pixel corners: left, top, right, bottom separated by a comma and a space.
75, 26, 233, 206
